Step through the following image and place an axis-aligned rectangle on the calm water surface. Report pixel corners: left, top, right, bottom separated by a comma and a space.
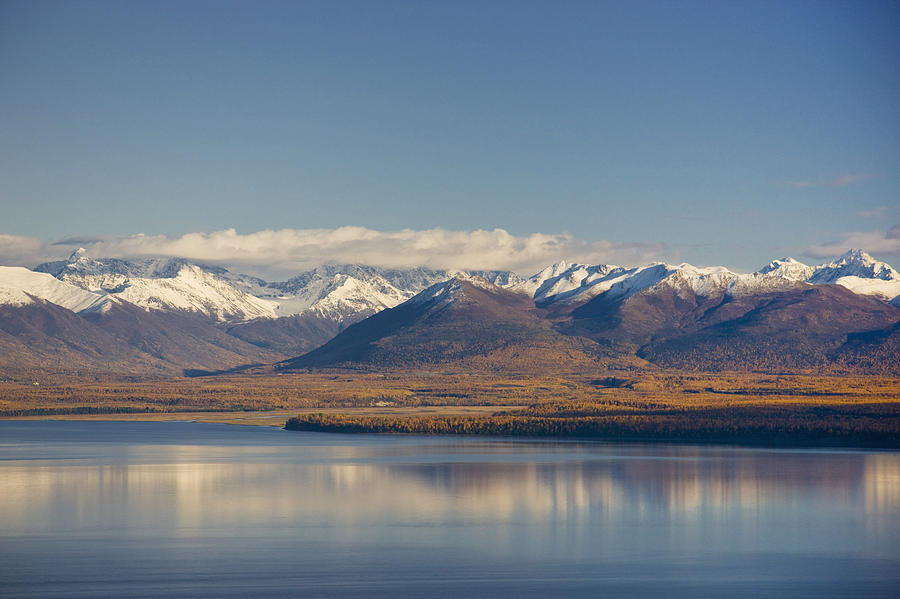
1, 420, 899, 598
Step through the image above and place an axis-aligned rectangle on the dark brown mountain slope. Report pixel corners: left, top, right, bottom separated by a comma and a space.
279, 277, 614, 372
831, 321, 900, 375
614, 285, 900, 373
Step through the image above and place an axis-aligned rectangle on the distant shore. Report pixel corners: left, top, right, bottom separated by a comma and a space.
284, 412, 900, 449
0, 405, 518, 428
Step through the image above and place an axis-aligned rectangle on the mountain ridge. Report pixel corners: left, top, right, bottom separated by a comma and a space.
1, 248, 897, 377
24, 249, 900, 326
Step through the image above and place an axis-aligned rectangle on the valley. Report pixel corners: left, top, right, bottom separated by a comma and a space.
3, 370, 898, 447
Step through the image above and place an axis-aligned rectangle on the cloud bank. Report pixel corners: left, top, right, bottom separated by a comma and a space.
0, 234, 54, 265
806, 224, 900, 259
0, 228, 666, 278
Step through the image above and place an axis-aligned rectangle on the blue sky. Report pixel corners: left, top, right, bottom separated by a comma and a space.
1, 0, 898, 274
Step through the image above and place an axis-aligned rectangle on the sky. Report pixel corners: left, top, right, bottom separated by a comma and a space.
1, 0, 898, 277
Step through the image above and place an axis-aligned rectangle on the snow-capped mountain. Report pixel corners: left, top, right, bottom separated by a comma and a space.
407, 274, 505, 308
3, 248, 899, 376
0, 265, 112, 313
510, 261, 630, 304
810, 249, 898, 282
12, 248, 900, 327
513, 250, 899, 308
808, 250, 900, 305
34, 253, 523, 324
36, 250, 279, 321
513, 261, 797, 308
280, 274, 567, 371
268, 266, 521, 322
758, 257, 815, 280
250, 265, 458, 322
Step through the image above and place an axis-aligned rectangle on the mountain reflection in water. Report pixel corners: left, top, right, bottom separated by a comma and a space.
1, 421, 898, 598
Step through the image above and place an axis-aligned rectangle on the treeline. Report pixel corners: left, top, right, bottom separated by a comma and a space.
284, 410, 900, 447
641, 337, 900, 376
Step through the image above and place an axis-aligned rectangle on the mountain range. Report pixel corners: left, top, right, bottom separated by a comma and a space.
1, 249, 898, 377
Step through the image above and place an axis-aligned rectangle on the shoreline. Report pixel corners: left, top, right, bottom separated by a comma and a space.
284, 412, 900, 450
1, 413, 896, 449
0, 405, 521, 428
1, 415, 896, 450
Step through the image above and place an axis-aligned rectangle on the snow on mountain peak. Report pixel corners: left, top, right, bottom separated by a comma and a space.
524, 259, 813, 307
17, 249, 900, 324
0, 266, 112, 313
405, 274, 502, 310
304, 273, 412, 321
408, 277, 463, 307
68, 247, 88, 262
756, 257, 814, 281
659, 263, 737, 296
815, 249, 896, 280
35, 257, 278, 321
840, 248, 877, 263
511, 262, 628, 304
451, 272, 502, 291
805, 249, 900, 303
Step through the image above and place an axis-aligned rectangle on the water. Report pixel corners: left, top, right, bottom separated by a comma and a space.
1, 420, 898, 598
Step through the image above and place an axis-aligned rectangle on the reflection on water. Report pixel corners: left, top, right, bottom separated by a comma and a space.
1, 421, 899, 598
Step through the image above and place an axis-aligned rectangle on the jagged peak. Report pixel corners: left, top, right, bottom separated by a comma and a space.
452, 272, 499, 289
408, 278, 461, 305
669, 262, 734, 275
833, 248, 877, 265
756, 257, 813, 280
530, 260, 574, 280
407, 274, 504, 306
67, 247, 88, 262
811, 249, 897, 283
762, 256, 807, 268
22, 250, 900, 326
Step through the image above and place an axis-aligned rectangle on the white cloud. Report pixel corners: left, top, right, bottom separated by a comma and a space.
832, 173, 871, 187
0, 234, 59, 265
806, 225, 900, 260
783, 173, 871, 189
0, 227, 667, 278
856, 206, 887, 218
785, 180, 815, 189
